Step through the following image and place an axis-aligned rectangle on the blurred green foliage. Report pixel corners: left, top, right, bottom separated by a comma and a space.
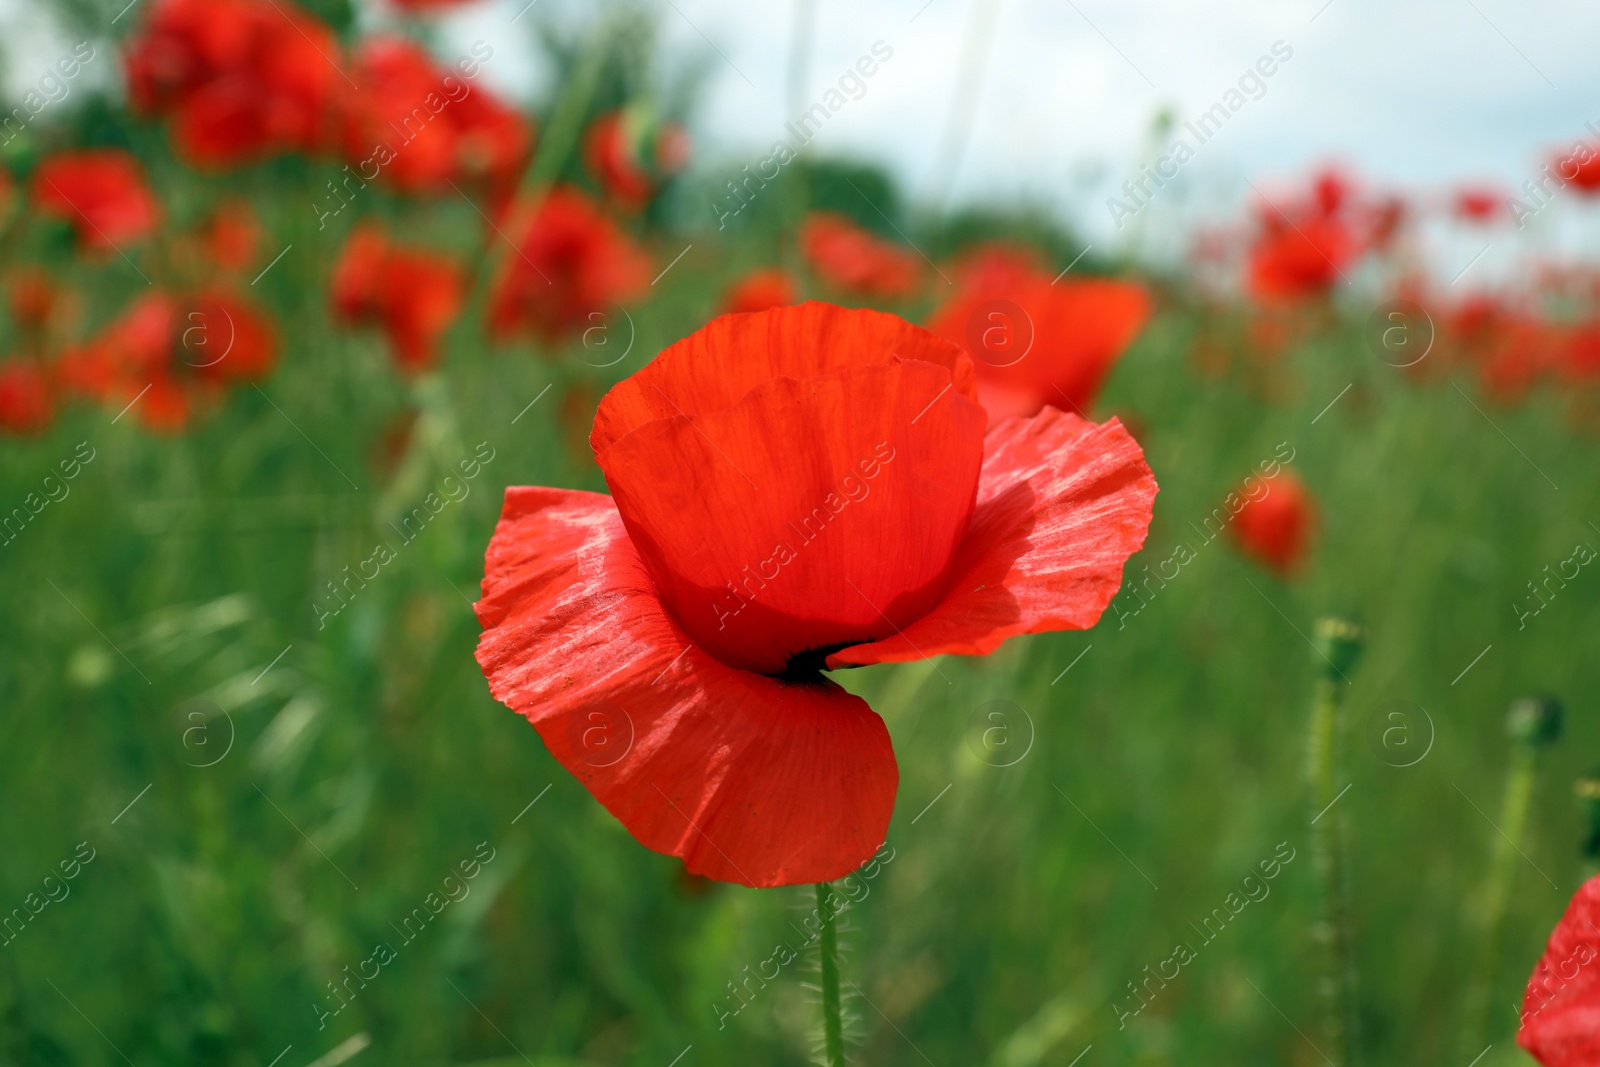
0, 12, 1594, 1067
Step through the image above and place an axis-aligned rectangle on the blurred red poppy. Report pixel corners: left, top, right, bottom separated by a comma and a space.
125, 0, 342, 168
331, 224, 465, 373
1244, 169, 1363, 303
56, 288, 276, 430
0, 361, 54, 436
203, 199, 261, 271
7, 268, 58, 334
1557, 144, 1600, 195
488, 186, 652, 342
721, 268, 797, 315
1519, 873, 1600, 1067
1230, 470, 1315, 577
926, 245, 1151, 423
31, 150, 160, 251
583, 110, 689, 211
474, 302, 1157, 885
800, 212, 921, 299
1454, 187, 1502, 223
340, 37, 532, 196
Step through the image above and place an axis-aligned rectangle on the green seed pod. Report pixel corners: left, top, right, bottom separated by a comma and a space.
1507, 695, 1563, 749
1313, 617, 1364, 679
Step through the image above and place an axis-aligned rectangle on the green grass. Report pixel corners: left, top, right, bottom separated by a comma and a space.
1, 132, 1596, 1067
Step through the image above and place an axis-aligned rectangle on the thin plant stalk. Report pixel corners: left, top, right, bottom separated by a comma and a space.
815, 882, 845, 1067
1464, 697, 1561, 1056
1308, 618, 1363, 1067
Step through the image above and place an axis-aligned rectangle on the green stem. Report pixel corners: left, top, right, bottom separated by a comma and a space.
815, 882, 844, 1067
1308, 674, 1356, 1067
1464, 743, 1536, 1054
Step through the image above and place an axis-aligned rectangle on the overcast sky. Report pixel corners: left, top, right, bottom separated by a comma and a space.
7, 0, 1597, 256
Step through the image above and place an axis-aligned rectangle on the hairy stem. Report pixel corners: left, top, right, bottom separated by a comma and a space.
815, 882, 844, 1067
1309, 674, 1356, 1066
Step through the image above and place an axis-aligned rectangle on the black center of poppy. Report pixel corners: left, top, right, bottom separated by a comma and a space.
777, 640, 863, 683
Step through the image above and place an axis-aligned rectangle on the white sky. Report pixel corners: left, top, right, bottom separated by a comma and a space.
6, 0, 1598, 260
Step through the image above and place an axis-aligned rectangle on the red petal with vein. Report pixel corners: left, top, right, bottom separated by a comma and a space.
591, 301, 977, 453
597, 360, 986, 675
1519, 873, 1600, 1067
474, 486, 898, 887
829, 409, 1155, 667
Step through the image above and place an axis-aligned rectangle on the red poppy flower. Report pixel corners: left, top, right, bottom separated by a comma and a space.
1557, 144, 1600, 196
0, 361, 53, 436
1243, 169, 1364, 303
140, 0, 338, 156
203, 199, 261, 271
474, 302, 1157, 885
488, 186, 652, 342
583, 110, 689, 211
31, 150, 160, 251
125, 0, 341, 168
340, 37, 532, 196
182, 288, 278, 384
1519, 873, 1600, 1066
1230, 470, 1315, 577
800, 212, 921, 299
926, 245, 1151, 423
1565, 322, 1600, 381
56, 288, 274, 429
7, 267, 58, 333
331, 224, 465, 373
1454, 187, 1502, 223
721, 268, 797, 315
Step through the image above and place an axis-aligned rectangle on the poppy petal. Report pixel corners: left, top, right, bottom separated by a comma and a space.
828, 409, 1155, 667
590, 302, 977, 453
475, 486, 898, 887
1519, 874, 1600, 1067
596, 360, 987, 675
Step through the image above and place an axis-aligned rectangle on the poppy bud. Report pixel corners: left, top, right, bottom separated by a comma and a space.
1508, 696, 1563, 749
1576, 770, 1600, 862
1312, 617, 1363, 679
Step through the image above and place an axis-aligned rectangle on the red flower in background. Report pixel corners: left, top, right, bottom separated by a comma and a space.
474, 303, 1156, 885
1519, 873, 1600, 1067
1230, 470, 1316, 577
488, 186, 651, 342
56, 289, 276, 430
721, 268, 796, 315
32, 150, 160, 251
331, 224, 465, 373
1454, 187, 1502, 223
926, 245, 1151, 423
341, 37, 532, 196
7, 268, 58, 334
0, 361, 54, 436
1245, 169, 1361, 303
1557, 144, 1600, 195
125, 0, 341, 168
583, 110, 690, 211
800, 212, 921, 299
203, 199, 261, 271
